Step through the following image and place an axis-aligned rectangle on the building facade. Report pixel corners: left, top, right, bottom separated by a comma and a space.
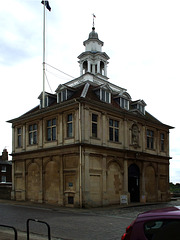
8, 27, 173, 207
0, 149, 12, 199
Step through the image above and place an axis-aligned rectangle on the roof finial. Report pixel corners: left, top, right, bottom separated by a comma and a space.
92, 13, 96, 29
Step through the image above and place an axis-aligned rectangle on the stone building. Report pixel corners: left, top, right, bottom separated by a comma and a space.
8, 27, 173, 207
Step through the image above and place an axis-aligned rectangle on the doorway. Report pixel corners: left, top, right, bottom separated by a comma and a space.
128, 164, 140, 202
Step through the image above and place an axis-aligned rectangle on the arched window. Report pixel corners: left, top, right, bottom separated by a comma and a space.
100, 61, 105, 75
83, 61, 88, 74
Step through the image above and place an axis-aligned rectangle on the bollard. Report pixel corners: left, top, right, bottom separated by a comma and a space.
0, 224, 18, 240
26, 218, 51, 240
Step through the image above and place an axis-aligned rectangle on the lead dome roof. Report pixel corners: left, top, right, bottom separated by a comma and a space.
88, 27, 98, 39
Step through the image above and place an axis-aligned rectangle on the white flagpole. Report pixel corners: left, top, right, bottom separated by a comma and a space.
42, 2, 46, 108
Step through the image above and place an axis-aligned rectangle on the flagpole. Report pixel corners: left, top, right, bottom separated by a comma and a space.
42, 2, 46, 108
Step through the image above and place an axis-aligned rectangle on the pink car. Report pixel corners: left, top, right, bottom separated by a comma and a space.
121, 206, 180, 240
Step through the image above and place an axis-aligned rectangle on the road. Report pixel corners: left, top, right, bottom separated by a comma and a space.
0, 199, 179, 239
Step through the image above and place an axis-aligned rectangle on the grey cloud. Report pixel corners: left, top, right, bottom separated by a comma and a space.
0, 8, 42, 66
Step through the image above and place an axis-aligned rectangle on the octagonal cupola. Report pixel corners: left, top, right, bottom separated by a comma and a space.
78, 27, 110, 80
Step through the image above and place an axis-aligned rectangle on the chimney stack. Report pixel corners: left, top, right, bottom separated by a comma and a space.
2, 149, 8, 161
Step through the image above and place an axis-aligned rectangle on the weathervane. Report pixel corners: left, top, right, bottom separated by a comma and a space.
92, 13, 96, 28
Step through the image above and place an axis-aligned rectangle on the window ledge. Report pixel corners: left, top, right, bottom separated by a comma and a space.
130, 144, 141, 149
45, 140, 58, 143
108, 140, 122, 145
146, 148, 156, 151
64, 137, 74, 140
90, 137, 101, 140
27, 144, 38, 147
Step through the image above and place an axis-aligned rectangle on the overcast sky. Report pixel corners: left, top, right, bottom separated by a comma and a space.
0, 0, 179, 183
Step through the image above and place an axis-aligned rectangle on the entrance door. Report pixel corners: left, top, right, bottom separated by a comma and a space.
128, 164, 140, 202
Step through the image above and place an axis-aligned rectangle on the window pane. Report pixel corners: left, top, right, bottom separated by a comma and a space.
161, 133, 164, 140
68, 114, 72, 122
147, 137, 150, 148
109, 119, 113, 126
47, 128, 51, 141
1, 166, 6, 172
33, 131, 37, 144
67, 123, 72, 137
52, 127, 56, 140
92, 114, 97, 122
102, 89, 105, 101
147, 130, 154, 149
92, 123, 97, 138
47, 120, 51, 127
151, 138, 154, 149
125, 99, 128, 108
106, 91, 109, 103
18, 136, 21, 147
62, 90, 66, 101
109, 127, 113, 141
122, 98, 124, 108
1, 176, 6, 183
115, 129, 119, 142
161, 133, 164, 151
45, 96, 48, 107
18, 128, 21, 134
52, 118, 56, 125
29, 132, 33, 145
114, 120, 119, 128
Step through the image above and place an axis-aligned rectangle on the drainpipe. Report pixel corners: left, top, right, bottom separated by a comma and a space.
78, 101, 82, 208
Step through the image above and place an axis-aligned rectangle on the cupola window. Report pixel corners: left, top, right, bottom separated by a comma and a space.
100, 61, 105, 75
83, 61, 88, 74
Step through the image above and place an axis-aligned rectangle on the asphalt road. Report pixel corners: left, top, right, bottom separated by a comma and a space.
0, 199, 179, 239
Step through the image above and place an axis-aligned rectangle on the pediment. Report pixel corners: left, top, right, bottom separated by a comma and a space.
55, 84, 75, 93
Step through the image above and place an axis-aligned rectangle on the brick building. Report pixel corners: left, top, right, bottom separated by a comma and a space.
8, 27, 173, 207
0, 149, 12, 199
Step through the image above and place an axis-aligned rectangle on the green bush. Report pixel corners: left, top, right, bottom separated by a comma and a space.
170, 182, 180, 193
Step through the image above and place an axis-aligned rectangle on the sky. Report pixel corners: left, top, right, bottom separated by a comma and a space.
0, 0, 180, 183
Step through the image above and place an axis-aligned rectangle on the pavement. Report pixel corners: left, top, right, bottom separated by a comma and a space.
0, 228, 60, 240
0, 198, 179, 240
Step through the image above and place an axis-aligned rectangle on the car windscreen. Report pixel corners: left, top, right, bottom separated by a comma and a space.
144, 219, 180, 240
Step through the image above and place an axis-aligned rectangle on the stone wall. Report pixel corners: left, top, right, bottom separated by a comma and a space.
0, 186, 12, 199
